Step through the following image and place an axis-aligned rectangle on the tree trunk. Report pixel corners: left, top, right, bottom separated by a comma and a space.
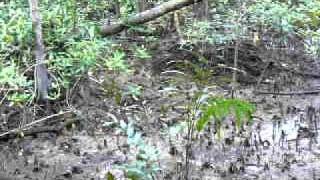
100, 0, 202, 36
203, 0, 209, 20
114, 0, 121, 19
136, 0, 147, 13
29, 0, 49, 101
193, 0, 209, 20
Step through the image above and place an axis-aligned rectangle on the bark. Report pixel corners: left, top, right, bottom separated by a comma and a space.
202, 0, 209, 20
193, 0, 209, 20
136, 0, 147, 13
101, 0, 202, 36
29, 0, 49, 101
114, 0, 121, 18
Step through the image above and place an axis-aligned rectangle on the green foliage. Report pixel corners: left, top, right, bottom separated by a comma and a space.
248, 0, 300, 32
183, 21, 215, 45
49, 39, 109, 87
133, 45, 152, 60
181, 0, 320, 49
195, 96, 255, 132
247, 0, 320, 57
81, 0, 111, 20
183, 1, 250, 45
0, 1, 32, 51
161, 121, 187, 137
246, 0, 320, 38
117, 120, 160, 180
2, 0, 319, 105
102, 77, 122, 98
0, 63, 30, 89
0, 63, 32, 103
126, 83, 143, 99
302, 31, 320, 57
120, 0, 136, 18
0, 0, 132, 103
289, 0, 320, 30
104, 50, 130, 72
7, 92, 31, 105
105, 172, 116, 180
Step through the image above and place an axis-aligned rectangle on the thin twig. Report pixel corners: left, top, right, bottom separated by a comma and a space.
0, 110, 74, 138
0, 90, 10, 106
256, 61, 272, 88
254, 90, 320, 96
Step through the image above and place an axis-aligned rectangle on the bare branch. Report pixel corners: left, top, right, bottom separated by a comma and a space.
0, 110, 74, 138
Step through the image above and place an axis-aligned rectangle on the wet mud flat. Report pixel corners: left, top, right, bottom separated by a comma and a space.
189, 78, 320, 180
1, 75, 320, 180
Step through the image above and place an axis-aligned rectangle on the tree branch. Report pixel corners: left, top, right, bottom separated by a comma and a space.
100, 0, 202, 36
0, 110, 74, 139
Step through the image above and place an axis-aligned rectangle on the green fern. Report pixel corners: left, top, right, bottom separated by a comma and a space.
195, 96, 255, 132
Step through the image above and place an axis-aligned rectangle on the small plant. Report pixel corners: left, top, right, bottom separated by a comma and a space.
104, 50, 130, 72
195, 95, 255, 133
48, 38, 108, 89
119, 0, 135, 18
183, 90, 255, 179
0, 63, 30, 89
126, 83, 142, 100
0, 63, 33, 104
116, 120, 161, 180
133, 45, 151, 60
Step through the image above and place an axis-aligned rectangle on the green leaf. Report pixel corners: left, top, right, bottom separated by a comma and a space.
127, 122, 135, 138
120, 120, 127, 130
195, 96, 255, 132
105, 172, 115, 180
196, 114, 210, 131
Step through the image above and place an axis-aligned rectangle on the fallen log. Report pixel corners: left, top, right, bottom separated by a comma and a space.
100, 0, 202, 36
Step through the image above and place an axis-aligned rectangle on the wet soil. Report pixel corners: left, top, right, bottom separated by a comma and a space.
1, 42, 320, 180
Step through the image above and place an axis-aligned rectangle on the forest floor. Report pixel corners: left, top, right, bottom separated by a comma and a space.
1, 38, 320, 180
